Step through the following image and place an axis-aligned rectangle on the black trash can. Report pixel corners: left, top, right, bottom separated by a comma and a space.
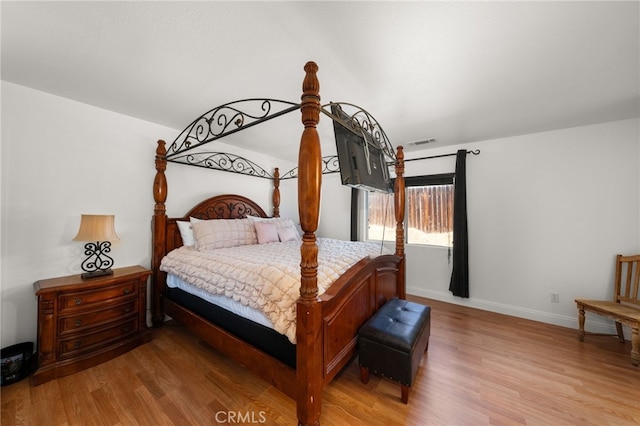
1, 342, 34, 386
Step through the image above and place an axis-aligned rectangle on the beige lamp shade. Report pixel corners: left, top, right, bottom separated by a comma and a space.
73, 214, 120, 242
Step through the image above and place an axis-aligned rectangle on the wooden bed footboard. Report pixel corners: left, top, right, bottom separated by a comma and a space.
319, 254, 403, 383
156, 253, 402, 404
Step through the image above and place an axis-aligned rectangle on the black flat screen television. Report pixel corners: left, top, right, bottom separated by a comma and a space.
331, 104, 392, 193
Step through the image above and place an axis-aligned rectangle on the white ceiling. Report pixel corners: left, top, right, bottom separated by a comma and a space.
2, 1, 639, 163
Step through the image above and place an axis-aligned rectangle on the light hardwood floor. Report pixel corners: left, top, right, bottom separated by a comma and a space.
2, 296, 639, 425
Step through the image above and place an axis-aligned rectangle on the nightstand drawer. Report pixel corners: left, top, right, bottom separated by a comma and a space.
58, 300, 138, 335
58, 318, 139, 359
59, 280, 138, 313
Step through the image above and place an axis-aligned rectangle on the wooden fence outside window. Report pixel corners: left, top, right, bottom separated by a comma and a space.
368, 185, 454, 245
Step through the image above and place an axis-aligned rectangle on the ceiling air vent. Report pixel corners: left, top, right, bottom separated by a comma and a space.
408, 138, 436, 147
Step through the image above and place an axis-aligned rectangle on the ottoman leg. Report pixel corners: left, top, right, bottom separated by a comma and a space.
401, 384, 410, 404
360, 366, 370, 384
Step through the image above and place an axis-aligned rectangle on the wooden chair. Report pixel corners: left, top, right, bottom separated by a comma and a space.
575, 254, 640, 366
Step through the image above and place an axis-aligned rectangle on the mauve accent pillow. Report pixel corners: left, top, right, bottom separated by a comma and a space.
247, 216, 302, 240
254, 221, 279, 244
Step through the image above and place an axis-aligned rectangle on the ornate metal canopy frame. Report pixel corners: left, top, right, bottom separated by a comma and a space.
163, 98, 396, 181
320, 102, 396, 162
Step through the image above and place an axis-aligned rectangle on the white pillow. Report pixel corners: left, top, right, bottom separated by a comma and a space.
176, 217, 203, 246
246, 215, 270, 223
192, 218, 257, 251
278, 226, 299, 242
254, 221, 280, 244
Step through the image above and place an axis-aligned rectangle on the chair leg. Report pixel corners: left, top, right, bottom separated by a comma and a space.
577, 305, 585, 342
631, 327, 639, 367
360, 366, 370, 384
615, 322, 625, 343
401, 384, 410, 404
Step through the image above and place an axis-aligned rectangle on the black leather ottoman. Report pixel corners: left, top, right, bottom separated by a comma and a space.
358, 298, 431, 404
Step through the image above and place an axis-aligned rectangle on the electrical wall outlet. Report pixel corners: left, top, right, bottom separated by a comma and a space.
550, 292, 560, 303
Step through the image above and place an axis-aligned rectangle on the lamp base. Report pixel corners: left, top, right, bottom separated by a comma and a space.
81, 269, 114, 280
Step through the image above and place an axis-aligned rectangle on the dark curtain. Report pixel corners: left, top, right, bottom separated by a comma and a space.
350, 188, 358, 241
449, 149, 469, 298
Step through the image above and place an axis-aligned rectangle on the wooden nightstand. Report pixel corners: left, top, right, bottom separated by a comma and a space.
32, 265, 152, 385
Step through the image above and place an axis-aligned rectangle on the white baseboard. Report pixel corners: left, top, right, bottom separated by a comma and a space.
407, 286, 619, 336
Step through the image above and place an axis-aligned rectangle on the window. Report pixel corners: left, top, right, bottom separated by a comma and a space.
366, 174, 454, 247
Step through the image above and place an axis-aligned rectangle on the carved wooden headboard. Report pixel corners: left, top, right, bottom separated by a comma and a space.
165, 193, 269, 252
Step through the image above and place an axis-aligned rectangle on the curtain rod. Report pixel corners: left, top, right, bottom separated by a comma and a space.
404, 149, 480, 163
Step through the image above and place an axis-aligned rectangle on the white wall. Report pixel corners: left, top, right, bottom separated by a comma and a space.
319, 118, 640, 334
0, 82, 285, 347
411, 120, 640, 333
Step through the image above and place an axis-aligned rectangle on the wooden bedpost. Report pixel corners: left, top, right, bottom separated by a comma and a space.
296, 61, 322, 426
394, 146, 407, 299
273, 167, 281, 218
151, 140, 168, 327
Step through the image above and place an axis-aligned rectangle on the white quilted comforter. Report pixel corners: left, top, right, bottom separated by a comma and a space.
160, 238, 388, 343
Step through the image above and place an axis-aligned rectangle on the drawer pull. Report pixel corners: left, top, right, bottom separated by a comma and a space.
74, 298, 82, 305
123, 306, 132, 313
75, 320, 82, 327
123, 288, 131, 295
74, 341, 81, 349
122, 325, 131, 332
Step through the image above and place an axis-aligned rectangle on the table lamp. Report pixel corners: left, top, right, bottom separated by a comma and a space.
73, 214, 120, 279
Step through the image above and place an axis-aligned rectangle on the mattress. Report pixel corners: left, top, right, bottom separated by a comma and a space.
160, 238, 388, 343
166, 273, 273, 329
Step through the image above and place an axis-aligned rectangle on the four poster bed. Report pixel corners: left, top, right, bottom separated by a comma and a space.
150, 62, 406, 425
